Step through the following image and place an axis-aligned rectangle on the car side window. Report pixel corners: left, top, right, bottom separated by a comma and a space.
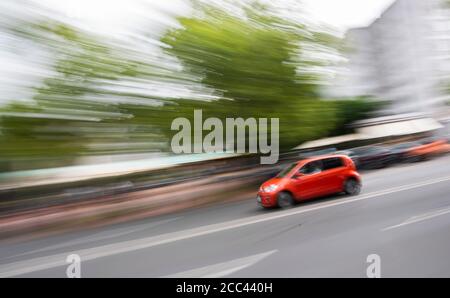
322, 157, 344, 171
299, 161, 323, 175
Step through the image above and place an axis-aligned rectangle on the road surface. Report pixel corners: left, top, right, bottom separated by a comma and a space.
1, 155, 450, 277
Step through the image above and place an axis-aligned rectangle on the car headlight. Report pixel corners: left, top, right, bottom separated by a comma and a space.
263, 184, 279, 193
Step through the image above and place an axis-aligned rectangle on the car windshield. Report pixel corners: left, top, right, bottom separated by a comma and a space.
276, 163, 297, 178
336, 150, 352, 156
420, 137, 440, 145
352, 146, 383, 155
299, 160, 323, 175
392, 142, 419, 149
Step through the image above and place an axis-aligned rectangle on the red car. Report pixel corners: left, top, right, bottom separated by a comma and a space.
257, 155, 362, 208
406, 138, 450, 161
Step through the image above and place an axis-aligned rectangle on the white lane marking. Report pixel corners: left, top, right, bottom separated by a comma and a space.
164, 250, 277, 278
382, 206, 450, 231
14, 217, 181, 257
1, 175, 450, 277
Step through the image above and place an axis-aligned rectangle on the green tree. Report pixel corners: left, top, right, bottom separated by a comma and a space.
0, 2, 382, 171
328, 97, 386, 136
0, 21, 168, 171
159, 2, 339, 150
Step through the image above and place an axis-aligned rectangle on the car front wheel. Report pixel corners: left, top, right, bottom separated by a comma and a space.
277, 192, 295, 209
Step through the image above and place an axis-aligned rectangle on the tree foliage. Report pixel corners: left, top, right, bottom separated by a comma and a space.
0, 2, 382, 171
0, 22, 163, 170
159, 3, 340, 150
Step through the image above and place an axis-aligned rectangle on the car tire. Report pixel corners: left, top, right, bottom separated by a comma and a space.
412, 155, 425, 162
277, 192, 295, 209
344, 178, 361, 196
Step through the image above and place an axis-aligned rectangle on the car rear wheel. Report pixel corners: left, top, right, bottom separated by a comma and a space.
344, 178, 361, 196
277, 192, 295, 209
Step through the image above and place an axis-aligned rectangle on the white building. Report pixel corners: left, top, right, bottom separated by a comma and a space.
329, 0, 450, 116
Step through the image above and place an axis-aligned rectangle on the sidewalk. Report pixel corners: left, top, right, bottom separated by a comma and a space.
0, 168, 266, 242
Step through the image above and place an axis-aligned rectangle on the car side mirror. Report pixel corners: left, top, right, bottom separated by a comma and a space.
293, 173, 304, 179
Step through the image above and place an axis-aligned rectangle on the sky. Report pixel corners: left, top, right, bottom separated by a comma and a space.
0, 0, 397, 105
40, 0, 396, 33
304, 0, 395, 30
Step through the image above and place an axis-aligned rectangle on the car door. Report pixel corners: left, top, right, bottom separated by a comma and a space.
292, 160, 327, 199
320, 157, 347, 194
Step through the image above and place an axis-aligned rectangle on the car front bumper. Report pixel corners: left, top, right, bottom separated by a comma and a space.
257, 192, 277, 207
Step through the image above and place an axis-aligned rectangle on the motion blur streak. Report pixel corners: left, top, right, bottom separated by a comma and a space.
0, 156, 449, 277
0, 0, 372, 173
0, 0, 450, 278
1, 171, 450, 277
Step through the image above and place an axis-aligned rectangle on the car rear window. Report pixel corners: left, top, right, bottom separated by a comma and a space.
322, 157, 344, 170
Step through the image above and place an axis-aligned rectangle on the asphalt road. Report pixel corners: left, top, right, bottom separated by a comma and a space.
1, 155, 450, 277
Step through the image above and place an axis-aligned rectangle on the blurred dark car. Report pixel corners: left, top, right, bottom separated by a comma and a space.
388, 141, 423, 163
336, 146, 394, 170
299, 147, 337, 159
